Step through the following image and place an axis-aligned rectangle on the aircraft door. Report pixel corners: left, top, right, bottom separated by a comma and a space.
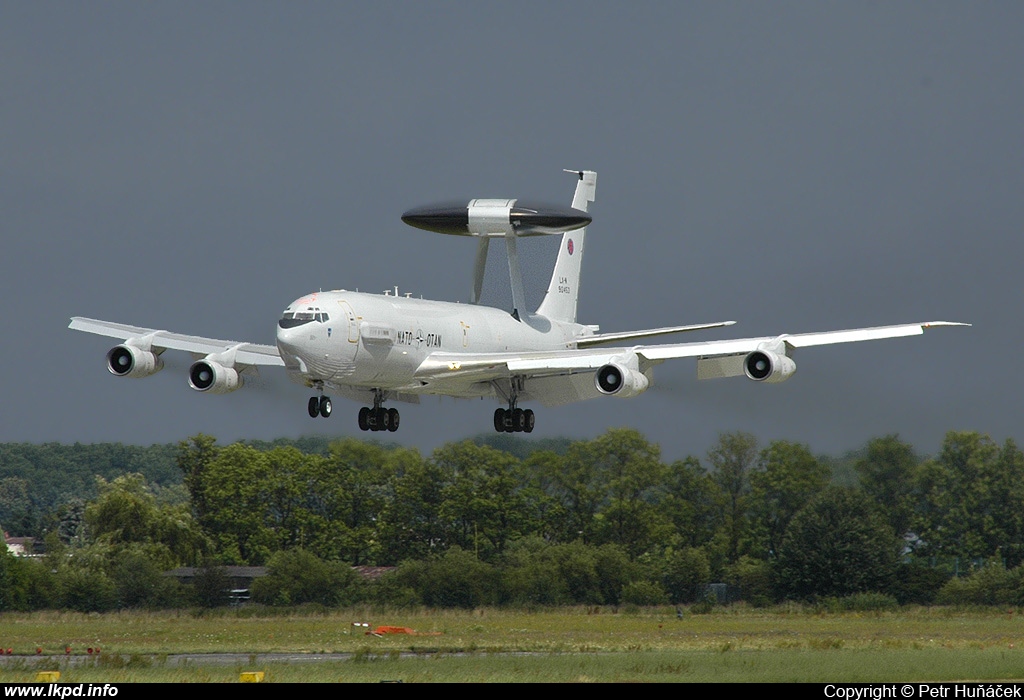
337, 301, 359, 343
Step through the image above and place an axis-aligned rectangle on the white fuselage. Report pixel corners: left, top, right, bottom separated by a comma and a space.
275, 290, 584, 396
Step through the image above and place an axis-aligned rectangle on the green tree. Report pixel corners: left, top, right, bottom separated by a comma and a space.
198, 444, 301, 564
706, 432, 759, 563
176, 434, 220, 524
661, 457, 724, 549
320, 439, 396, 564
85, 473, 209, 569
518, 450, 571, 544
540, 440, 606, 544
0, 477, 35, 536
749, 441, 830, 558
588, 429, 669, 559
913, 432, 1024, 563
54, 498, 87, 546
855, 435, 920, 537
376, 448, 444, 564
775, 487, 900, 600
435, 441, 525, 560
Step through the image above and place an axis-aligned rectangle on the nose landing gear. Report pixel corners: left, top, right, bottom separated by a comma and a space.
307, 382, 332, 418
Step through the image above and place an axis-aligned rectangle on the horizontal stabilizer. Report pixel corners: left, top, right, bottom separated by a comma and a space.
401, 199, 590, 238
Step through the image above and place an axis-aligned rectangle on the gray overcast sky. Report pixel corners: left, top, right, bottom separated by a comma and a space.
2, 3, 1019, 460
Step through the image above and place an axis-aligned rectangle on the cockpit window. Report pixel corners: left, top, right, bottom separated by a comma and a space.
279, 310, 315, 328
278, 309, 328, 329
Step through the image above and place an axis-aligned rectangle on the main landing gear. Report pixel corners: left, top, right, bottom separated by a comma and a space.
492, 377, 534, 433
493, 406, 534, 433
357, 389, 399, 433
493, 394, 535, 433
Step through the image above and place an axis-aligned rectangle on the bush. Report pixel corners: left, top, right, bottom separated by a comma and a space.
251, 549, 361, 607
661, 548, 711, 604
111, 551, 186, 609
621, 580, 669, 606
818, 593, 900, 612
935, 562, 1023, 606
57, 567, 117, 612
393, 547, 498, 608
892, 562, 950, 605
594, 545, 635, 606
724, 556, 774, 607
191, 564, 232, 608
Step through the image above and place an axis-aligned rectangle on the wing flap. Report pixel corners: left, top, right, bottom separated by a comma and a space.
696, 353, 746, 379
576, 321, 736, 347
414, 348, 626, 384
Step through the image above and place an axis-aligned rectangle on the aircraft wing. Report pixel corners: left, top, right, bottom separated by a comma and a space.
637, 321, 968, 360
414, 321, 969, 387
68, 317, 285, 366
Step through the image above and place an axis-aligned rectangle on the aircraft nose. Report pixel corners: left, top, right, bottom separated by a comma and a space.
276, 324, 299, 352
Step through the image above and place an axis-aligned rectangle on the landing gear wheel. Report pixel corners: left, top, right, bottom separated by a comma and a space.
523, 409, 535, 433
387, 407, 400, 432
512, 408, 525, 432
358, 407, 370, 431
308, 397, 320, 418
376, 407, 389, 432
319, 396, 332, 418
493, 408, 506, 432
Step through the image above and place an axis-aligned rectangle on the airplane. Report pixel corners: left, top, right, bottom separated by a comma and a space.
69, 169, 968, 434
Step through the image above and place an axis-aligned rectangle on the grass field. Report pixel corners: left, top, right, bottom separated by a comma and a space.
1, 606, 1022, 682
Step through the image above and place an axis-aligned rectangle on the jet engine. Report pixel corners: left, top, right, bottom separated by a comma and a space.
188, 360, 242, 394
106, 344, 164, 378
743, 349, 796, 383
595, 362, 650, 398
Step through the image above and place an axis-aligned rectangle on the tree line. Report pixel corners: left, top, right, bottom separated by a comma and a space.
2, 428, 1024, 611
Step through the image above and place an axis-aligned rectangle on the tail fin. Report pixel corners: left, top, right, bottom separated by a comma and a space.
536, 170, 596, 323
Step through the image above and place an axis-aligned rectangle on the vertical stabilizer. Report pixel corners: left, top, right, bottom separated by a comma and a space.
536, 170, 596, 323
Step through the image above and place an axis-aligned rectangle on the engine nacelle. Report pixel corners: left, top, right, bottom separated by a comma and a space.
188, 360, 242, 394
106, 344, 164, 378
743, 349, 797, 384
595, 362, 650, 398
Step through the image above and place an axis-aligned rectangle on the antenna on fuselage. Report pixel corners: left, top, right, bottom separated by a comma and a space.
400, 179, 592, 320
